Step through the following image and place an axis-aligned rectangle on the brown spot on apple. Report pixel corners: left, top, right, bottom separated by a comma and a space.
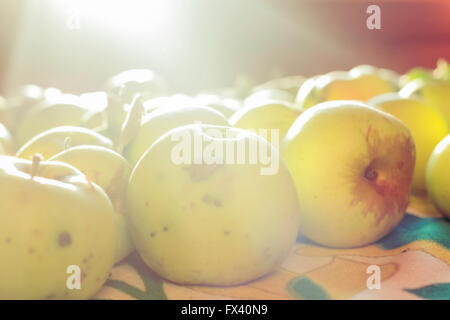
202, 194, 211, 204
350, 125, 415, 224
58, 232, 72, 247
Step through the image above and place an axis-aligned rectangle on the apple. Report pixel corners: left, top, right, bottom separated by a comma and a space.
195, 94, 241, 119
253, 75, 306, 96
0, 122, 15, 155
50, 145, 134, 262
281, 100, 415, 248
426, 134, 450, 218
124, 104, 229, 166
368, 93, 449, 195
400, 79, 450, 128
105, 69, 170, 104
127, 124, 300, 285
15, 94, 107, 146
400, 68, 432, 86
17, 126, 113, 160
0, 155, 116, 299
230, 100, 302, 147
0, 85, 44, 131
244, 89, 295, 106
296, 65, 397, 109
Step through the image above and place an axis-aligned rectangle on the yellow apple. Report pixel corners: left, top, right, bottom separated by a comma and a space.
400, 79, 450, 128
253, 75, 306, 96
124, 104, 229, 166
0, 155, 116, 299
244, 89, 295, 106
296, 66, 397, 109
281, 101, 415, 248
230, 100, 302, 147
17, 126, 113, 160
15, 96, 106, 146
368, 93, 449, 194
0, 122, 15, 155
426, 135, 450, 218
127, 124, 300, 285
50, 145, 134, 262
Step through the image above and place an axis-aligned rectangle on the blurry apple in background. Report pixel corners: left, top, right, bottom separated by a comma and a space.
142, 94, 196, 114
195, 94, 241, 119
15, 94, 107, 146
105, 69, 170, 104
124, 104, 229, 166
0, 155, 116, 299
426, 135, 450, 218
368, 93, 449, 195
0, 85, 45, 132
296, 65, 398, 109
244, 88, 295, 106
127, 124, 300, 285
400, 79, 450, 128
281, 101, 415, 248
50, 145, 134, 262
230, 100, 302, 147
0, 122, 15, 155
252, 75, 306, 96
17, 126, 113, 160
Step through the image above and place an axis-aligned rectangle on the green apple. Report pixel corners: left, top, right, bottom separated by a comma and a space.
368, 93, 449, 194
426, 135, 450, 218
50, 145, 134, 262
124, 104, 229, 166
127, 124, 300, 285
17, 126, 113, 160
281, 101, 415, 248
0, 155, 116, 299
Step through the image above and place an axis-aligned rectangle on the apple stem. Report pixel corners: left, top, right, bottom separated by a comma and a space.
64, 137, 71, 150
114, 94, 144, 154
30, 154, 43, 180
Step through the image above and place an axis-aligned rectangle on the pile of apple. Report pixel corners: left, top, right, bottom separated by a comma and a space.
0, 61, 449, 299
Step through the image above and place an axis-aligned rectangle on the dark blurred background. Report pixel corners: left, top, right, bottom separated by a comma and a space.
1, 0, 450, 94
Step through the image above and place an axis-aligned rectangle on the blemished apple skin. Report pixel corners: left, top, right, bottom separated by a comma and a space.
0, 156, 116, 299
368, 94, 449, 195
127, 124, 300, 285
281, 101, 416, 248
426, 135, 450, 218
16, 126, 113, 160
50, 145, 134, 262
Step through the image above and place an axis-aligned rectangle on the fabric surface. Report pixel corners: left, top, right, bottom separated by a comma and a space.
93, 195, 450, 300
